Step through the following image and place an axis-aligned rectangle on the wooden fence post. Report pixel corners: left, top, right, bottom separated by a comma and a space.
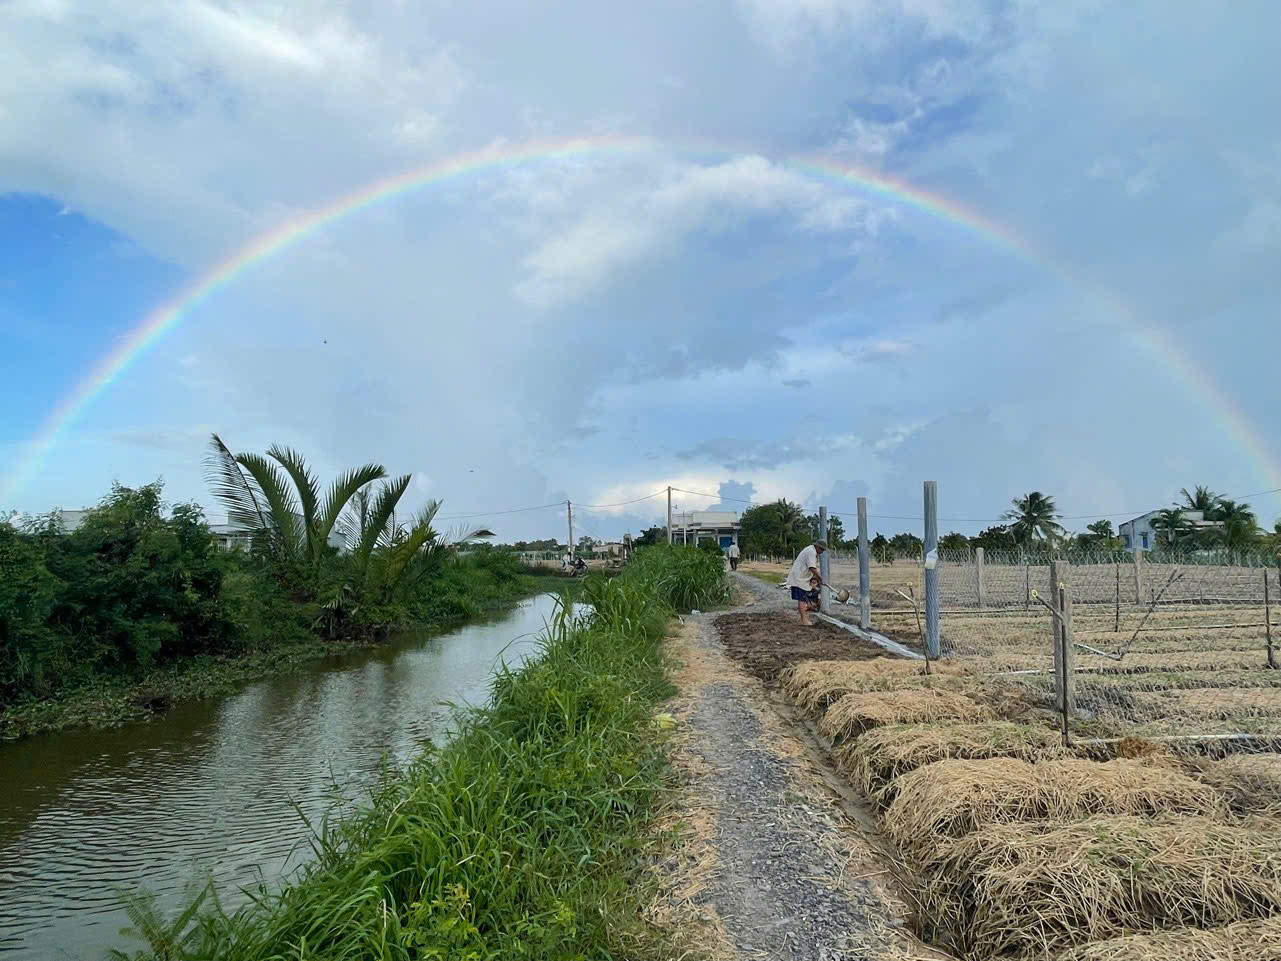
975, 547, 986, 609
1134, 547, 1144, 605
1061, 563, 1075, 715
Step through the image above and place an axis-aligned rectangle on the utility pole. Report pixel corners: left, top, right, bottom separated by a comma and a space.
667, 486, 673, 545
567, 500, 573, 557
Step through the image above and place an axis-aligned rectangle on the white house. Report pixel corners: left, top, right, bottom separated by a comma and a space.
669, 511, 740, 550
209, 516, 347, 552
3, 509, 92, 533
1119, 510, 1220, 550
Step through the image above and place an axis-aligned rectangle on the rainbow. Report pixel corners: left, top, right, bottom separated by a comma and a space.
4, 135, 1278, 503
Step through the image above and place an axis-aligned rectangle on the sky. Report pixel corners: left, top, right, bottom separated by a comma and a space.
1, 0, 1279, 543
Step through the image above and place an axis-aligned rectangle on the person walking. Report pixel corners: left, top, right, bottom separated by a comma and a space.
785, 540, 827, 626
727, 541, 740, 571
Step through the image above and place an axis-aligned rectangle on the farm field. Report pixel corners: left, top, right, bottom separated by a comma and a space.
717, 600, 1281, 959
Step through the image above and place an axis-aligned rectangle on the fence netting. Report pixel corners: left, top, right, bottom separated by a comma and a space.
926, 550, 1280, 744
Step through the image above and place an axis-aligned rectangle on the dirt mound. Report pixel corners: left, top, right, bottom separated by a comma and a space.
1057, 916, 1281, 961
818, 690, 992, 742
781, 657, 940, 712
713, 612, 886, 685
919, 815, 1281, 959
1188, 754, 1281, 816
837, 721, 1067, 801
885, 757, 1222, 860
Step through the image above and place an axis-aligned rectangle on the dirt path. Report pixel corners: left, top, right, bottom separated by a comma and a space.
653, 579, 948, 961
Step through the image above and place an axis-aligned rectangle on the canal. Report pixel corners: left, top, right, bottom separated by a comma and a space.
0, 593, 563, 958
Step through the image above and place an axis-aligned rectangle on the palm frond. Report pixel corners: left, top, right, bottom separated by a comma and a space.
317, 464, 387, 552
235, 453, 304, 558
354, 474, 411, 565
267, 445, 321, 556
203, 433, 269, 532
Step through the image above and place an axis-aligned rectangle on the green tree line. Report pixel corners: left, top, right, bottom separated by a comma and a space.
0, 435, 527, 709
721, 488, 1281, 563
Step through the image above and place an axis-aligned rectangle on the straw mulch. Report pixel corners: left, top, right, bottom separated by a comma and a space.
780, 657, 958, 713
1189, 754, 1281, 816
836, 721, 1067, 801
817, 689, 992, 742
919, 815, 1281, 960
1056, 916, 1281, 961
885, 757, 1223, 861
1055, 915, 1281, 961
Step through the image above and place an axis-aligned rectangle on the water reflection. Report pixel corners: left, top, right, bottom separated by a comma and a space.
0, 594, 560, 959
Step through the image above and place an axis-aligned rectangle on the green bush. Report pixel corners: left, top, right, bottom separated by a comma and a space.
0, 524, 62, 699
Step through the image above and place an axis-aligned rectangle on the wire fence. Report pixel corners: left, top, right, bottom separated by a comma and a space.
781, 549, 1281, 746
932, 551, 1280, 745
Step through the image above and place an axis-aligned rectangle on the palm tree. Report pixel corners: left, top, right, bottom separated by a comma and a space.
1179, 485, 1221, 516
1149, 507, 1191, 550
1213, 498, 1261, 550
773, 499, 807, 557
1004, 491, 1065, 547
205, 433, 386, 567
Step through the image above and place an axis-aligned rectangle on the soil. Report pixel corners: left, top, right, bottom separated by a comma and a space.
715, 612, 887, 685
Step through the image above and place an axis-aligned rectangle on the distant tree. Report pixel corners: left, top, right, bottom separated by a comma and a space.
1149, 508, 1191, 550
739, 499, 808, 557
889, 532, 924, 559
938, 532, 970, 553
870, 533, 891, 564
1180, 486, 1221, 516
1004, 492, 1065, 547
971, 525, 1018, 552
1080, 519, 1124, 553
1213, 499, 1261, 550
804, 512, 846, 549
577, 535, 597, 554
634, 526, 666, 547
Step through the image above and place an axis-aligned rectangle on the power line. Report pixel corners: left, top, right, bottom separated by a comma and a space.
573, 489, 668, 509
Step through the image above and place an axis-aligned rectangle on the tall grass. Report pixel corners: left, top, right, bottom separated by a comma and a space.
114, 545, 722, 960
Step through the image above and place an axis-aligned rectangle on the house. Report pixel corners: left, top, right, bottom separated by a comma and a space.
208, 517, 348, 553
1119, 510, 1220, 550
669, 511, 740, 550
2, 509, 92, 533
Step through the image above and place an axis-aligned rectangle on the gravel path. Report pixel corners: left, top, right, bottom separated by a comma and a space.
658, 575, 943, 961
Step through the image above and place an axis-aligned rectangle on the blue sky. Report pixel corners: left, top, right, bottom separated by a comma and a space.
2, 0, 1279, 541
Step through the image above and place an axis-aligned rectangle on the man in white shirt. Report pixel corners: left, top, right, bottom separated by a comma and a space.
785, 540, 827, 626
562, 551, 572, 573
727, 541, 740, 571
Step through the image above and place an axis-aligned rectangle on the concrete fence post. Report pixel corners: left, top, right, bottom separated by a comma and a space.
818, 506, 830, 614
923, 481, 940, 658
1134, 547, 1144, 605
975, 547, 986, 609
857, 497, 871, 630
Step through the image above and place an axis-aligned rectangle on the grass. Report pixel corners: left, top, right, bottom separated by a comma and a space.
108, 544, 726, 961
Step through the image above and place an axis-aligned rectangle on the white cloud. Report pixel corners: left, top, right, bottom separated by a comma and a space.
518, 155, 876, 307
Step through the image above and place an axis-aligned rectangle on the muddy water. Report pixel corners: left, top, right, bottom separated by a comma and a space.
0, 593, 563, 959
